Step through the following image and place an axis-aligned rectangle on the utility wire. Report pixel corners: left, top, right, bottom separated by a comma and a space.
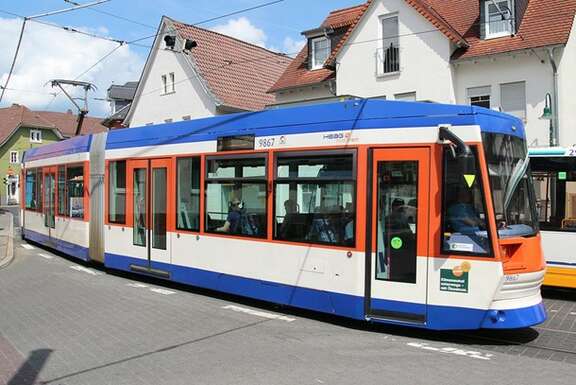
63, 0, 157, 29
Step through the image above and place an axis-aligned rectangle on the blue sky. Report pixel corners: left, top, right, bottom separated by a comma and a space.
0, 0, 364, 116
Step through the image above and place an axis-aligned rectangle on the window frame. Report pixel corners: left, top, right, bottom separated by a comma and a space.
108, 160, 127, 224
467, 85, 491, 109
379, 14, 400, 75
25, 168, 39, 211
65, 163, 86, 220
440, 145, 494, 257
30, 129, 42, 143
204, 153, 268, 238
484, 0, 514, 39
175, 156, 201, 233
272, 149, 358, 247
57, 165, 67, 216
310, 36, 330, 70
10, 151, 18, 164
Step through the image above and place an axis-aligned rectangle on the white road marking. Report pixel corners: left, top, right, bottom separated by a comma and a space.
407, 342, 493, 360
21, 244, 35, 250
550, 309, 559, 313
69, 265, 101, 276
149, 288, 176, 295
126, 283, 149, 288
222, 305, 296, 322
37, 253, 53, 260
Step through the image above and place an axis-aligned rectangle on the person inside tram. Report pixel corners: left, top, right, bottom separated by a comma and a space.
278, 199, 299, 239
447, 189, 484, 234
216, 197, 242, 233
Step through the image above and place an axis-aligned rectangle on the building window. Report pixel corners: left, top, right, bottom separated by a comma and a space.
161, 74, 167, 94
205, 156, 267, 237
467, 86, 491, 109
9, 151, 18, 164
484, 0, 514, 39
379, 15, 399, 74
30, 130, 42, 143
169, 72, 175, 92
109, 160, 126, 224
177, 157, 201, 232
500, 81, 526, 121
310, 36, 330, 70
67, 165, 84, 218
394, 92, 416, 102
274, 152, 356, 247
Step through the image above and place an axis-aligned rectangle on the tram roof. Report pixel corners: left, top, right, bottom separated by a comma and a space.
23, 99, 524, 162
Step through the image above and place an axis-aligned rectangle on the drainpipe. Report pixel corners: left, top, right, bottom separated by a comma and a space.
546, 47, 560, 146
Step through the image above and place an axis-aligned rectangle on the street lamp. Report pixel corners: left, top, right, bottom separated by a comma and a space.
539, 93, 555, 146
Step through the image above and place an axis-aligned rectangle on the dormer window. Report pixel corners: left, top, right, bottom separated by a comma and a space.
484, 0, 514, 39
310, 36, 330, 70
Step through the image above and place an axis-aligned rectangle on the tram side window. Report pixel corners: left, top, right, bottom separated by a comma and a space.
67, 165, 84, 219
532, 157, 576, 231
58, 166, 66, 216
205, 156, 267, 237
274, 152, 356, 247
441, 147, 490, 255
109, 160, 126, 224
25, 169, 38, 210
177, 157, 200, 231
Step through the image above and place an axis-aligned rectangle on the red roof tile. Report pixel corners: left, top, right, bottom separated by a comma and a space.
269, 3, 369, 93
0, 104, 107, 145
171, 18, 292, 111
444, 0, 576, 60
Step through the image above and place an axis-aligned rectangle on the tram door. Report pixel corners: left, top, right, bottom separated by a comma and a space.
43, 167, 56, 236
128, 159, 172, 270
366, 148, 430, 323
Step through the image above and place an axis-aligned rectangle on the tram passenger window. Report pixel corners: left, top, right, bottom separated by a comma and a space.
205, 156, 267, 237
441, 147, 490, 255
58, 166, 66, 216
532, 156, 576, 232
67, 165, 84, 219
274, 152, 356, 246
177, 157, 200, 231
109, 161, 126, 224
36, 169, 42, 211
25, 169, 38, 210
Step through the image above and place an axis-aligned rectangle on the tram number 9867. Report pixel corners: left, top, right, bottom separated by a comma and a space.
258, 138, 275, 148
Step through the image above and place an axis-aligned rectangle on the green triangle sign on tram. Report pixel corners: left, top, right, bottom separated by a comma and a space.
464, 174, 476, 188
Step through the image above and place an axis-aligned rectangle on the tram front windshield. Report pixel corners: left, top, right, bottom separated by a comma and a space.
482, 133, 538, 238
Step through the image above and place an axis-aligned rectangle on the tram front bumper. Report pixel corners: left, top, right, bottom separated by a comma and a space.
481, 269, 547, 329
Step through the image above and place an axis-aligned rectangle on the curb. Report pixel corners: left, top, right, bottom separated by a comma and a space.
0, 211, 14, 270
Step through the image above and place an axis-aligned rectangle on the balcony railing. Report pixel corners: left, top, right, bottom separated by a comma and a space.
376, 43, 400, 76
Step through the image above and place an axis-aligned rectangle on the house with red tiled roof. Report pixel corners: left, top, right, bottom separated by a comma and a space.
0, 103, 106, 205
269, 0, 576, 147
124, 16, 292, 128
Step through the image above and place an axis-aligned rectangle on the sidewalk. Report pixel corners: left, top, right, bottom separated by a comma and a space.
0, 210, 14, 269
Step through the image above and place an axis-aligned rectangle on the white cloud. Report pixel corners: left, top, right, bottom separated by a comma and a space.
0, 17, 144, 117
211, 17, 268, 48
282, 36, 306, 57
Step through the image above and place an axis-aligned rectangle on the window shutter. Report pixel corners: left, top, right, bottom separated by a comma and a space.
500, 82, 526, 120
479, 1, 486, 39
467, 86, 491, 98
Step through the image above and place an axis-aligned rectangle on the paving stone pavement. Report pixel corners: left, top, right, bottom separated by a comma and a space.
1, 240, 576, 385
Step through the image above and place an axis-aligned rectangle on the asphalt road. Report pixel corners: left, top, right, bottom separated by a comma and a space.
1, 236, 576, 385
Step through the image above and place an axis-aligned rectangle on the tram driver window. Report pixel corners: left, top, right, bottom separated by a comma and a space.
274, 152, 356, 247
441, 147, 490, 255
205, 156, 267, 237
67, 165, 84, 219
